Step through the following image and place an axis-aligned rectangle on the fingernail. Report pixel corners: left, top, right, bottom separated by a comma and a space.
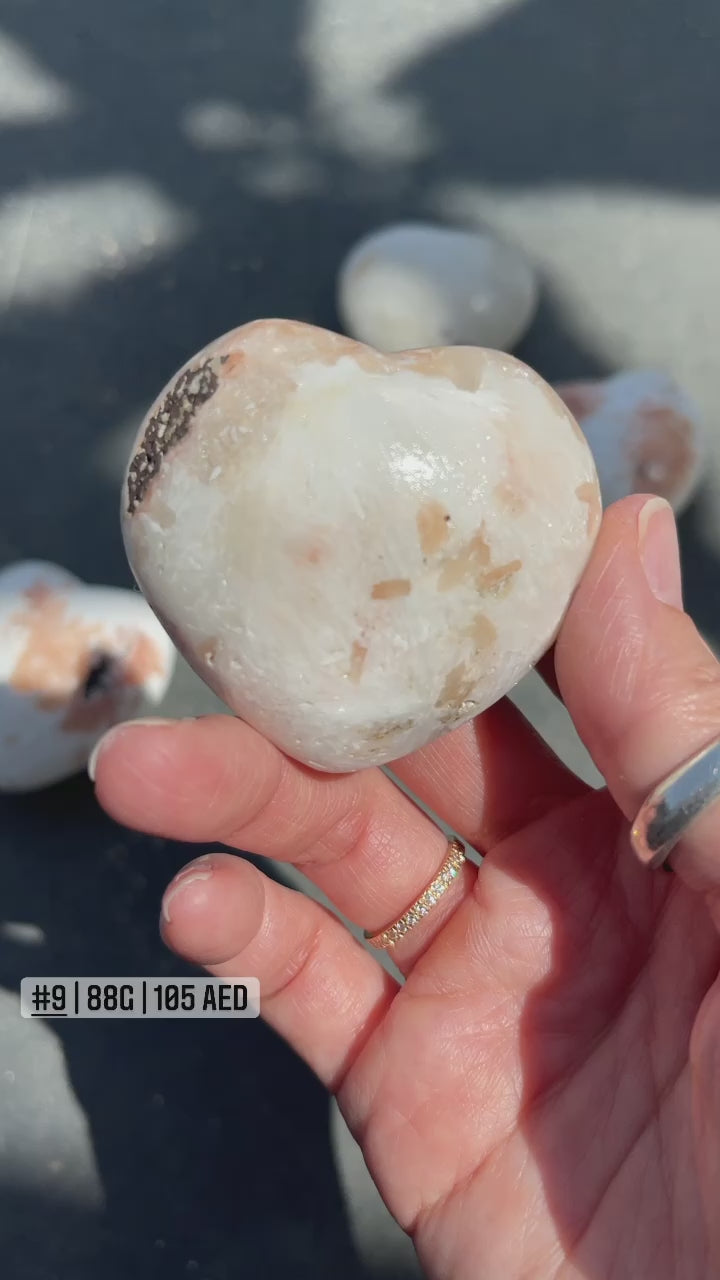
87, 717, 175, 782
162, 857, 214, 924
637, 496, 683, 609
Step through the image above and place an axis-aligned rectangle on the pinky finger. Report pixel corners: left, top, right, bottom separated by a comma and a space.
160, 852, 397, 1091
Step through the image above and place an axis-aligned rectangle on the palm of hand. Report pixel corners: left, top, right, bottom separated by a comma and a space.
94, 497, 720, 1279
341, 790, 718, 1280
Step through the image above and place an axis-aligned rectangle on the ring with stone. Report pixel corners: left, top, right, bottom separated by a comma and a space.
630, 736, 720, 870
363, 838, 467, 949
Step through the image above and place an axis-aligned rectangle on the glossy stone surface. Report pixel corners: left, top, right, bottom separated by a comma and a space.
556, 370, 705, 513
122, 319, 600, 771
0, 560, 176, 791
337, 221, 538, 353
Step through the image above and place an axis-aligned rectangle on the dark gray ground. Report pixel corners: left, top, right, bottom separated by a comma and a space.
1, 1, 720, 1277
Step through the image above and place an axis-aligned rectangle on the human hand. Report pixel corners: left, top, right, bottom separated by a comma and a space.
92, 494, 720, 1279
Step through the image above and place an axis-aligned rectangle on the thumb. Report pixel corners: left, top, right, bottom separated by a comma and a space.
555, 494, 720, 891
689, 975, 720, 1269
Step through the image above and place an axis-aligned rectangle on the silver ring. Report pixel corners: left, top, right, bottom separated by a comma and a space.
631, 736, 720, 870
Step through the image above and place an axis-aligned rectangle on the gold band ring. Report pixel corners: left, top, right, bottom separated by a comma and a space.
363, 838, 467, 950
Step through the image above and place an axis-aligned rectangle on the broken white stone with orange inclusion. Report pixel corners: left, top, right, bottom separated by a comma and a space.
122, 319, 600, 772
0, 560, 176, 791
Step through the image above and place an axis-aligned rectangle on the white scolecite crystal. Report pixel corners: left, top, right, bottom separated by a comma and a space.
122, 320, 600, 773
337, 222, 539, 353
0, 560, 176, 791
555, 371, 705, 514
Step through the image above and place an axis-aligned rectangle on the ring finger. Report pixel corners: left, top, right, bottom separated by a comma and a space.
94, 713, 476, 972
92, 704, 581, 972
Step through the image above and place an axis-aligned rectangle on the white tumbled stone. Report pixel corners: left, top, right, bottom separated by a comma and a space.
555, 370, 705, 513
337, 221, 538, 354
0, 560, 176, 791
122, 320, 600, 772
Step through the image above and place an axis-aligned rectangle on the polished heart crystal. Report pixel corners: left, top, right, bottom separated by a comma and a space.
556, 370, 705, 514
337, 221, 538, 353
122, 320, 600, 772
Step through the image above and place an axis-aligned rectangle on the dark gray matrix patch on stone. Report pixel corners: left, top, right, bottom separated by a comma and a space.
126, 357, 220, 513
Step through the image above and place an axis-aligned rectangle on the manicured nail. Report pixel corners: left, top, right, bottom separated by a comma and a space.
637, 496, 683, 609
162, 856, 214, 924
87, 717, 176, 782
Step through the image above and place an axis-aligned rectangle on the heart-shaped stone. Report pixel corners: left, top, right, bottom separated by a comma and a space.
555, 371, 704, 514
0, 560, 176, 791
122, 320, 600, 772
337, 221, 539, 353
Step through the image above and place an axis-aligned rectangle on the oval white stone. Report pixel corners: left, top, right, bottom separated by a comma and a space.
556, 371, 705, 513
122, 320, 600, 772
0, 561, 176, 791
337, 221, 538, 354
